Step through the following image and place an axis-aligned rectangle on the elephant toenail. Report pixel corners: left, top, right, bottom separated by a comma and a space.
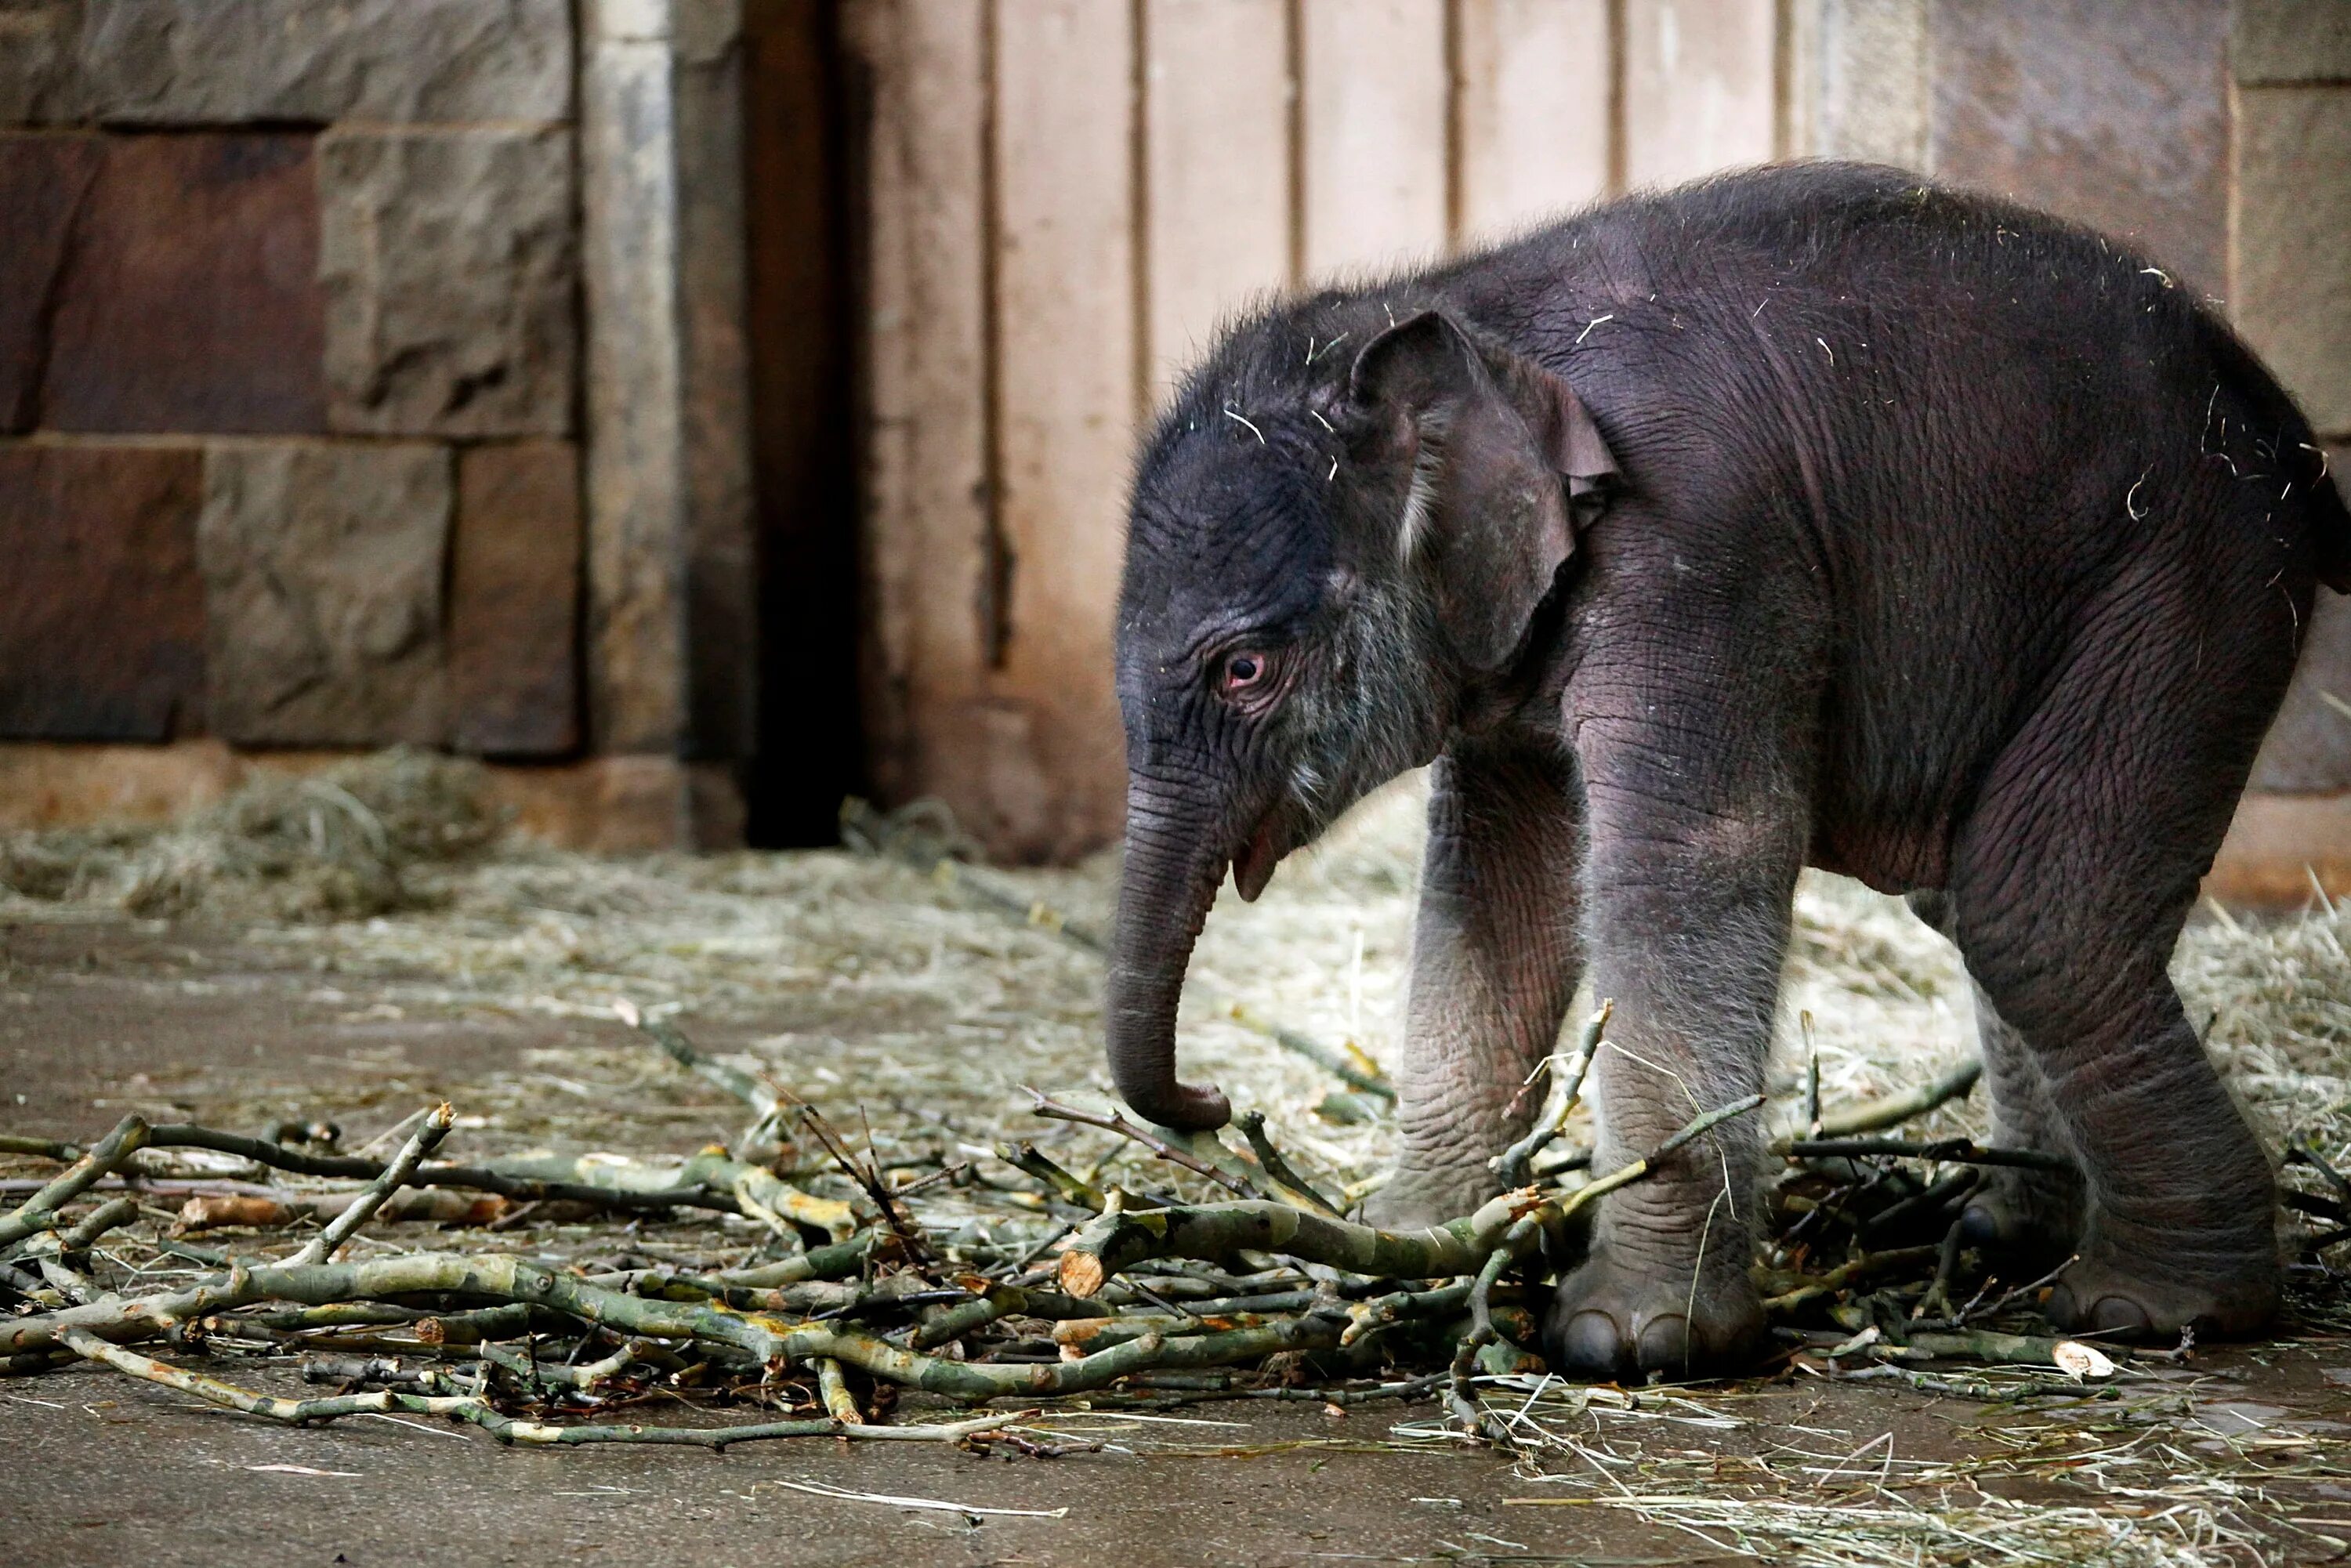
2086, 1295, 2152, 1336
1636, 1314, 1692, 1373
1556, 1310, 1625, 1377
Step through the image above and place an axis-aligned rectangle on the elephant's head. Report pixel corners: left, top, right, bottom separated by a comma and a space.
1107, 305, 1617, 1129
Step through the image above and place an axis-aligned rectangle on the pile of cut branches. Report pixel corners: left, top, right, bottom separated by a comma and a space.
6, 997, 2277, 1460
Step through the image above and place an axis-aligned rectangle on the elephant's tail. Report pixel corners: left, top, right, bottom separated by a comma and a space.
2195, 307, 2351, 592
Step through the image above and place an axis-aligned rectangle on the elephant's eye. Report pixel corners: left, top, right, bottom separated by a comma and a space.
1220, 650, 1270, 694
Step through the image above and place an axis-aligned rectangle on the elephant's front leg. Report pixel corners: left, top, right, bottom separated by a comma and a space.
1364, 737, 1585, 1229
1543, 740, 1806, 1380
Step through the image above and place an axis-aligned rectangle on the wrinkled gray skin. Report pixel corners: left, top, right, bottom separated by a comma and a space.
1107, 164, 2350, 1380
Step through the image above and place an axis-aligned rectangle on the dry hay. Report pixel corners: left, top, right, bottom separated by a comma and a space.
6, 751, 2351, 1563
4, 751, 2342, 1208
0, 747, 501, 922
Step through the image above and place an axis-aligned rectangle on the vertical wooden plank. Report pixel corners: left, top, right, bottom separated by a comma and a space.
1621, 0, 1777, 190
675, 2, 759, 808
842, 0, 991, 814
2230, 16, 2351, 839
581, 2, 686, 756
1299, 0, 1449, 276
1791, 0, 1929, 169
1144, 0, 1293, 401
1454, 0, 1611, 241
992, 0, 1136, 860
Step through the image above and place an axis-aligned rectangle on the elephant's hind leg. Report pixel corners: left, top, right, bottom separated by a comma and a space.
1943, 643, 2282, 1338
1904, 891, 2085, 1262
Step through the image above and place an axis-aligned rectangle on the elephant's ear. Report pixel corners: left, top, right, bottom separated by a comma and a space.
1346, 310, 1617, 671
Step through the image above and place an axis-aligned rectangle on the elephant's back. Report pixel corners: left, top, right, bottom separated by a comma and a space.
1468, 165, 2342, 878
1465, 163, 2329, 596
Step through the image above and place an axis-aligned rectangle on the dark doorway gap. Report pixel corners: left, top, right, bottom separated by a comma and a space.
741, 0, 864, 846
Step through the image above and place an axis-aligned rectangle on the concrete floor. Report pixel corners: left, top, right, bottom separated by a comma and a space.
5, 918, 2349, 1566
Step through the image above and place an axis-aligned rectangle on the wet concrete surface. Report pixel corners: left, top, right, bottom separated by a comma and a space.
7, 1365, 1524, 1568
5, 919, 2351, 1566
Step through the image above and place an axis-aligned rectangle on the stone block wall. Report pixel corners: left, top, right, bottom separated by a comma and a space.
0, 0, 581, 760
0, 1, 756, 849
1798, 0, 2351, 902
11, 2, 2340, 878
2217, 0, 2351, 899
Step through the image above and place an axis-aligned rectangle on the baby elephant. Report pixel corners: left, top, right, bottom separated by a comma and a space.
1105, 162, 2348, 1379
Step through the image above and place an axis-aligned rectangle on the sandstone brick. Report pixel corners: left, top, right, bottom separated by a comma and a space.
0, 442, 205, 740
0, 133, 101, 432
74, 0, 571, 125
43, 133, 325, 434
2252, 590, 2351, 792
0, 2, 85, 122
2251, 447, 2351, 791
484, 754, 714, 853
320, 128, 577, 438
2208, 791, 2351, 907
2235, 0, 2351, 85
0, 739, 245, 831
2237, 89, 2351, 436
197, 443, 451, 747
451, 443, 581, 757
1930, 0, 2231, 292
0, 741, 722, 851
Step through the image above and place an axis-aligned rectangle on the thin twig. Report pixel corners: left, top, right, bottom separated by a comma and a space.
1567, 1093, 1769, 1215
1060, 1094, 1765, 1300
1159, 1128, 1277, 1203
56, 1195, 141, 1255
287, 1104, 453, 1267
815, 1357, 864, 1424
0, 1115, 150, 1249
1237, 1112, 1342, 1217
2288, 1137, 2351, 1204
138, 1124, 740, 1215
1490, 1001, 1613, 1186
618, 1001, 783, 1121
1802, 1012, 1822, 1135
796, 1103, 930, 1268
60, 1324, 1023, 1447
1858, 1168, 1980, 1239
1777, 1137, 2070, 1173
1962, 1254, 2081, 1325
1447, 1229, 1531, 1441
994, 1142, 1110, 1211
1914, 1213, 1970, 1321
1023, 1089, 1255, 1197
0, 1135, 84, 1161
1773, 1056, 1983, 1146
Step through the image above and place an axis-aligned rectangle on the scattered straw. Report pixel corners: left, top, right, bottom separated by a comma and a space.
5, 757, 2349, 1563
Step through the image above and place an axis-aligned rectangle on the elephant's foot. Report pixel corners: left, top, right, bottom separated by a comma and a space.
1541, 1240, 1765, 1382
2044, 1230, 2278, 1340
1957, 1165, 2084, 1269
1360, 1157, 1498, 1231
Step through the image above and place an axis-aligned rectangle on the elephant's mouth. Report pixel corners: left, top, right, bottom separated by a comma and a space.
1231, 812, 1291, 903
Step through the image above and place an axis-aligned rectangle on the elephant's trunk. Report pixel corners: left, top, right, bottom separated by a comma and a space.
1105, 775, 1233, 1131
